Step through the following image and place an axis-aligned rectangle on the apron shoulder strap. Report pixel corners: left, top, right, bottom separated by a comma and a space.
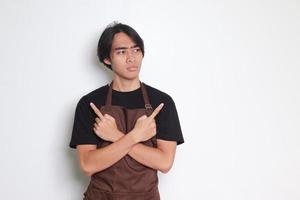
140, 82, 153, 111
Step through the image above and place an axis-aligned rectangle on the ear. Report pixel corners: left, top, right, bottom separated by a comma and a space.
104, 58, 111, 65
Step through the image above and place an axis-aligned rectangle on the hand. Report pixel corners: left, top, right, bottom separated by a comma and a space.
130, 103, 164, 143
90, 102, 124, 142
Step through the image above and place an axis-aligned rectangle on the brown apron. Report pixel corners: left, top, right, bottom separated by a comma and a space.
83, 82, 160, 200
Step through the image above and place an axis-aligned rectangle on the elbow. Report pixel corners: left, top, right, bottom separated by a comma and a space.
159, 162, 173, 174
159, 168, 170, 174
79, 161, 94, 177
83, 169, 94, 177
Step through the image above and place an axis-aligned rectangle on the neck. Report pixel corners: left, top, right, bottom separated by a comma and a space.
112, 77, 141, 92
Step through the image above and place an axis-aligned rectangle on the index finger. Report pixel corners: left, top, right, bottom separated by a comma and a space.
149, 103, 164, 119
90, 102, 104, 119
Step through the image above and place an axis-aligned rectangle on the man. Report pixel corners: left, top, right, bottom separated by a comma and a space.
69, 22, 184, 200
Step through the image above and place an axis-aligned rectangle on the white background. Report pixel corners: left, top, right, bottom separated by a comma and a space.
1, 0, 300, 199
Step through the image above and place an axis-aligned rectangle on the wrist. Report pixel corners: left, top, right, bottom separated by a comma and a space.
113, 130, 125, 142
127, 130, 139, 144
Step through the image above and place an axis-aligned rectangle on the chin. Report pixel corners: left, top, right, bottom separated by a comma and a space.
114, 70, 140, 81
125, 74, 139, 80
126, 75, 139, 80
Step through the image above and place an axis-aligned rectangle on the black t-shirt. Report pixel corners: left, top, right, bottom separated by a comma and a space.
69, 83, 184, 148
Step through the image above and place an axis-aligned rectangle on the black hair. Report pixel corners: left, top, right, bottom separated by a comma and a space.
97, 22, 145, 70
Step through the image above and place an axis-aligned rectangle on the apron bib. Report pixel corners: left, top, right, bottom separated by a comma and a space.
83, 82, 160, 200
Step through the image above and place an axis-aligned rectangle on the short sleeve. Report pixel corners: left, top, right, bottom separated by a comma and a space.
156, 96, 184, 145
69, 96, 100, 148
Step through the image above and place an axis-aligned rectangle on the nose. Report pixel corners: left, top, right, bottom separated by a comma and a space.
126, 50, 135, 63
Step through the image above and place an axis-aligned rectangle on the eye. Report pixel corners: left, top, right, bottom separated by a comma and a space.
116, 50, 126, 55
133, 48, 141, 53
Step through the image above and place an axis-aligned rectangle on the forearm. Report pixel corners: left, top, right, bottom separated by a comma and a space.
115, 132, 175, 173
128, 143, 173, 173
81, 131, 136, 176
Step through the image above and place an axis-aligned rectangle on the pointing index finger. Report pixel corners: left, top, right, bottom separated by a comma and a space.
90, 102, 104, 119
149, 103, 164, 119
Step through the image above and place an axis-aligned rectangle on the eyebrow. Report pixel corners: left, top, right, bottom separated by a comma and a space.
114, 44, 139, 51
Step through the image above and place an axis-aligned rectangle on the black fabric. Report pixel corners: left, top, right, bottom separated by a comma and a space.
69, 83, 184, 148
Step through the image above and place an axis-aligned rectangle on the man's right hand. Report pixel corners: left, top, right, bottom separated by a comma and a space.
90, 102, 123, 142
129, 103, 164, 143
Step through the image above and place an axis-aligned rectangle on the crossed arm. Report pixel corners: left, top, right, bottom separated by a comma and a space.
76, 103, 177, 176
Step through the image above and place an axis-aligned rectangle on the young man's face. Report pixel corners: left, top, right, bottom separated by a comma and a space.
104, 32, 143, 81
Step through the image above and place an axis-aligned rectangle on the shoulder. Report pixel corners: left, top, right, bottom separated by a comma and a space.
144, 83, 176, 109
77, 84, 109, 108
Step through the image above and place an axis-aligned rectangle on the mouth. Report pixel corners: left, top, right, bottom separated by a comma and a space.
126, 66, 138, 72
